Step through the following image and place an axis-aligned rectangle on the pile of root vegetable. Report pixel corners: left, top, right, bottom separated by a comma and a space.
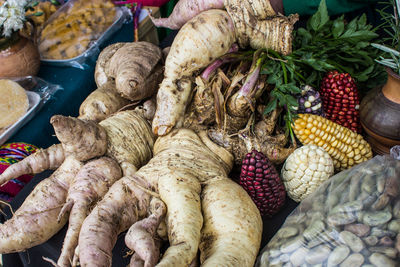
0, 0, 376, 266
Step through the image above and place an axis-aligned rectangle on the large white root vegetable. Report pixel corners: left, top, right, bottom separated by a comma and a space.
77, 175, 153, 267
0, 109, 155, 260
152, 9, 236, 136
78, 81, 130, 122
0, 143, 65, 186
99, 110, 156, 171
0, 157, 83, 254
56, 157, 122, 267
95, 42, 163, 102
149, 0, 225, 30
200, 178, 262, 266
77, 128, 262, 267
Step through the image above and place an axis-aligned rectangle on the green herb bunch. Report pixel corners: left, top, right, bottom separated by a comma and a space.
372, 0, 400, 74
260, 0, 385, 141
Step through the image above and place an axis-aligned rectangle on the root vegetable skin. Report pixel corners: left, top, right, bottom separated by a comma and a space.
78, 177, 152, 267
78, 81, 130, 122
95, 43, 126, 88
200, 178, 262, 267
149, 0, 225, 30
125, 198, 166, 267
51, 115, 107, 162
0, 157, 83, 254
0, 144, 65, 186
99, 110, 155, 169
152, 9, 236, 136
105, 42, 163, 101
57, 157, 122, 267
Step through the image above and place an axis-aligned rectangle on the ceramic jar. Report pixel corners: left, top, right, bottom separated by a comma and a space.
0, 31, 40, 78
360, 68, 400, 154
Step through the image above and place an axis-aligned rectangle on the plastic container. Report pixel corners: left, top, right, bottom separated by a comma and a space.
38, 0, 131, 69
0, 76, 62, 146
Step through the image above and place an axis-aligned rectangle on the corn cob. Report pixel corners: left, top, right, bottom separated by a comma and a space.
293, 114, 372, 171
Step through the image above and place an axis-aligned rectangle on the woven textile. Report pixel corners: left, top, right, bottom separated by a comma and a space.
0, 143, 38, 202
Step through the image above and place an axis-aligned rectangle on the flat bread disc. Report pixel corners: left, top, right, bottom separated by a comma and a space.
0, 79, 29, 129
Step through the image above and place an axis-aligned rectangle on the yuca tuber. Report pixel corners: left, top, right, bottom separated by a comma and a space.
56, 157, 122, 267
152, 9, 236, 136
51, 115, 107, 161
149, 0, 225, 30
0, 143, 65, 186
125, 197, 166, 267
78, 81, 130, 122
38, 110, 156, 267
0, 157, 83, 254
96, 42, 164, 101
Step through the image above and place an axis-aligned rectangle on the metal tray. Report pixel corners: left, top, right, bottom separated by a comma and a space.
39, 6, 130, 67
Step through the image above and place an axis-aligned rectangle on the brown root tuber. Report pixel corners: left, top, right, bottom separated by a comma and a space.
50, 115, 107, 161
99, 110, 155, 171
224, 0, 298, 55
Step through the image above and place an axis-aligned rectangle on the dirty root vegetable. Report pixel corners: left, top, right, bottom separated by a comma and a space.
152, 9, 236, 136
95, 43, 126, 88
56, 157, 122, 267
77, 128, 262, 267
95, 42, 163, 101
0, 157, 83, 254
125, 198, 166, 267
208, 107, 296, 165
51, 115, 107, 162
0, 144, 65, 186
0, 109, 155, 258
150, 0, 276, 30
77, 174, 153, 267
99, 110, 156, 171
78, 81, 130, 122
200, 178, 262, 266
149, 0, 225, 30
224, 0, 298, 55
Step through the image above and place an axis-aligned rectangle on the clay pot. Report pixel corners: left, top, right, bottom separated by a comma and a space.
360, 68, 400, 154
0, 31, 40, 78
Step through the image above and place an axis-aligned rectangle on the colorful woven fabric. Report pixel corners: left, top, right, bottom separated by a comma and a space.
0, 142, 39, 202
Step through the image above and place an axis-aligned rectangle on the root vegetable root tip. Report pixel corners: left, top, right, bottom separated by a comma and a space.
0, 143, 65, 186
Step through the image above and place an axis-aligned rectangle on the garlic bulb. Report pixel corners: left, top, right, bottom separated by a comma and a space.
281, 144, 334, 202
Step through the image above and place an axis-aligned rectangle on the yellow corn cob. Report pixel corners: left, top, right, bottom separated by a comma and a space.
293, 114, 373, 171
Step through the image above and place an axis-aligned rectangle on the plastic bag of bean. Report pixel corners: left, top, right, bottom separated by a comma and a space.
256, 146, 400, 267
